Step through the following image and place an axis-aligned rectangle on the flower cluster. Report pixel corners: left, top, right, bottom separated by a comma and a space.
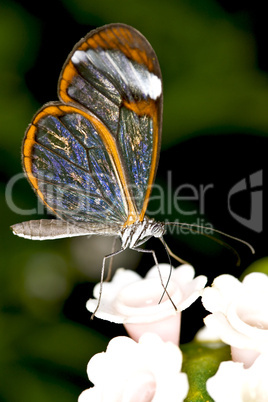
79, 333, 189, 402
79, 263, 268, 401
202, 272, 268, 401
80, 264, 206, 401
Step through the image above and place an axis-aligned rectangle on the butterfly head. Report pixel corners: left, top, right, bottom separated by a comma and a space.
120, 217, 165, 250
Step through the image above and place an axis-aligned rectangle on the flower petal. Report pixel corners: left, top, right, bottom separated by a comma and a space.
86, 264, 206, 343
202, 272, 268, 366
206, 360, 244, 402
79, 333, 189, 402
207, 353, 268, 402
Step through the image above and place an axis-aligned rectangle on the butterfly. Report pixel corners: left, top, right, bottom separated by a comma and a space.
11, 24, 177, 264
11, 23, 253, 283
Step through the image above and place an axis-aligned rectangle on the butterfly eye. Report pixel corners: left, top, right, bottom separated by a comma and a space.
151, 222, 165, 238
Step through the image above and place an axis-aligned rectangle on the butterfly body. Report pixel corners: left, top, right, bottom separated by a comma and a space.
12, 215, 165, 246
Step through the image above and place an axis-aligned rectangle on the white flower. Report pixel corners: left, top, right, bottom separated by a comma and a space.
206, 353, 268, 402
86, 264, 207, 343
78, 333, 189, 402
195, 324, 223, 344
202, 273, 268, 367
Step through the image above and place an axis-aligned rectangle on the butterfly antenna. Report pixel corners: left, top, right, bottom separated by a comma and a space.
163, 241, 189, 265
166, 223, 241, 265
165, 222, 255, 266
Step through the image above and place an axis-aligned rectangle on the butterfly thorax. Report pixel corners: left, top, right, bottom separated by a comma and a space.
120, 217, 165, 250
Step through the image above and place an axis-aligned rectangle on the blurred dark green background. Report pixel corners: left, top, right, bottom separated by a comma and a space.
1, 0, 267, 400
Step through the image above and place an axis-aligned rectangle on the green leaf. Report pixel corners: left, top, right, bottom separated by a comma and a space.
181, 341, 231, 402
241, 257, 268, 279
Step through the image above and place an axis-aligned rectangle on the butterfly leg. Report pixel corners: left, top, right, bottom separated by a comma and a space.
105, 237, 118, 282
91, 246, 124, 319
132, 246, 177, 311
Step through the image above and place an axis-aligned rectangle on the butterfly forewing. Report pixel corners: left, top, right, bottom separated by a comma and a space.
24, 105, 128, 226
22, 23, 162, 234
